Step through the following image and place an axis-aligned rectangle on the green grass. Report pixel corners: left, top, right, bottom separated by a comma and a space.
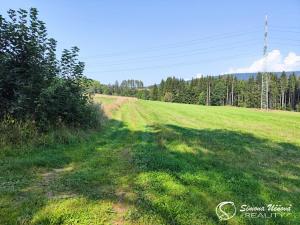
1, 98, 300, 224
94, 94, 117, 105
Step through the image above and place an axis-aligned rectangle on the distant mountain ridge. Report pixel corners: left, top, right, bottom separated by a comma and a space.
223, 71, 300, 80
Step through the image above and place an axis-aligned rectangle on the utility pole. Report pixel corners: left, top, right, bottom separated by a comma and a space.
231, 76, 234, 106
206, 76, 210, 106
261, 15, 269, 110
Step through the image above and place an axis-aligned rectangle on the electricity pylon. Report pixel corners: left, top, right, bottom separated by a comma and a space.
261, 15, 269, 110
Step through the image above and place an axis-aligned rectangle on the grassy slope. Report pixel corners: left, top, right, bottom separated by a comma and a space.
0, 96, 300, 225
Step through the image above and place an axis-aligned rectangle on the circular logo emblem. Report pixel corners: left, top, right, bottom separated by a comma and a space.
216, 201, 236, 221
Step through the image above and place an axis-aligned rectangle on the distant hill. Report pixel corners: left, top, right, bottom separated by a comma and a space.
223, 71, 300, 80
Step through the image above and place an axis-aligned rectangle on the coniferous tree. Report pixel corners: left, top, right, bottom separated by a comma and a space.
150, 84, 159, 101
99, 73, 300, 111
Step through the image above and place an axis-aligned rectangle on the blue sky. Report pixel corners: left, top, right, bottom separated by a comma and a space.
1, 0, 300, 85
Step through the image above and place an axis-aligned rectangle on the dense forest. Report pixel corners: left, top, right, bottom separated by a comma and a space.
94, 73, 300, 111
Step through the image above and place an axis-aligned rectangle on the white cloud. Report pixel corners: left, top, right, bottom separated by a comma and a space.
228, 50, 300, 73
184, 73, 205, 81
195, 73, 204, 78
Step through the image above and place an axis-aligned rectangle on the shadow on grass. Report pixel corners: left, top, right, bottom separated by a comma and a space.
0, 119, 299, 225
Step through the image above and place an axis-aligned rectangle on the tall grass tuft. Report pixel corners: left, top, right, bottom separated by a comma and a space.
0, 115, 38, 151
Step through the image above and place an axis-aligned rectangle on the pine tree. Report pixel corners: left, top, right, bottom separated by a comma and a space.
151, 84, 159, 100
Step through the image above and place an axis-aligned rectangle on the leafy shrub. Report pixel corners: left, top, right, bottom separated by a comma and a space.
83, 103, 106, 129
0, 8, 106, 150
0, 8, 104, 129
36, 78, 106, 130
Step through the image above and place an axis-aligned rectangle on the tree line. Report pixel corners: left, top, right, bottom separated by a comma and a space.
97, 72, 300, 111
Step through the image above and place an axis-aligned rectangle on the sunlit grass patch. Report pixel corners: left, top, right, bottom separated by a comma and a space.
31, 198, 114, 225
94, 95, 117, 105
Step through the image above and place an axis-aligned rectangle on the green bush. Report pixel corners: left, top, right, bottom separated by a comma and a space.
0, 8, 105, 139
35, 78, 105, 130
83, 102, 106, 129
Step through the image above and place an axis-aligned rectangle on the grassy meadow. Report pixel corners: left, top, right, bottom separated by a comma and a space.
0, 94, 300, 225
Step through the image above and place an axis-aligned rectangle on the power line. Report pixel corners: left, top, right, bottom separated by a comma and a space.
87, 40, 261, 67
271, 37, 300, 42
80, 29, 260, 59
269, 25, 300, 30
271, 41, 300, 46
86, 52, 258, 73
269, 28, 300, 34
82, 21, 298, 82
